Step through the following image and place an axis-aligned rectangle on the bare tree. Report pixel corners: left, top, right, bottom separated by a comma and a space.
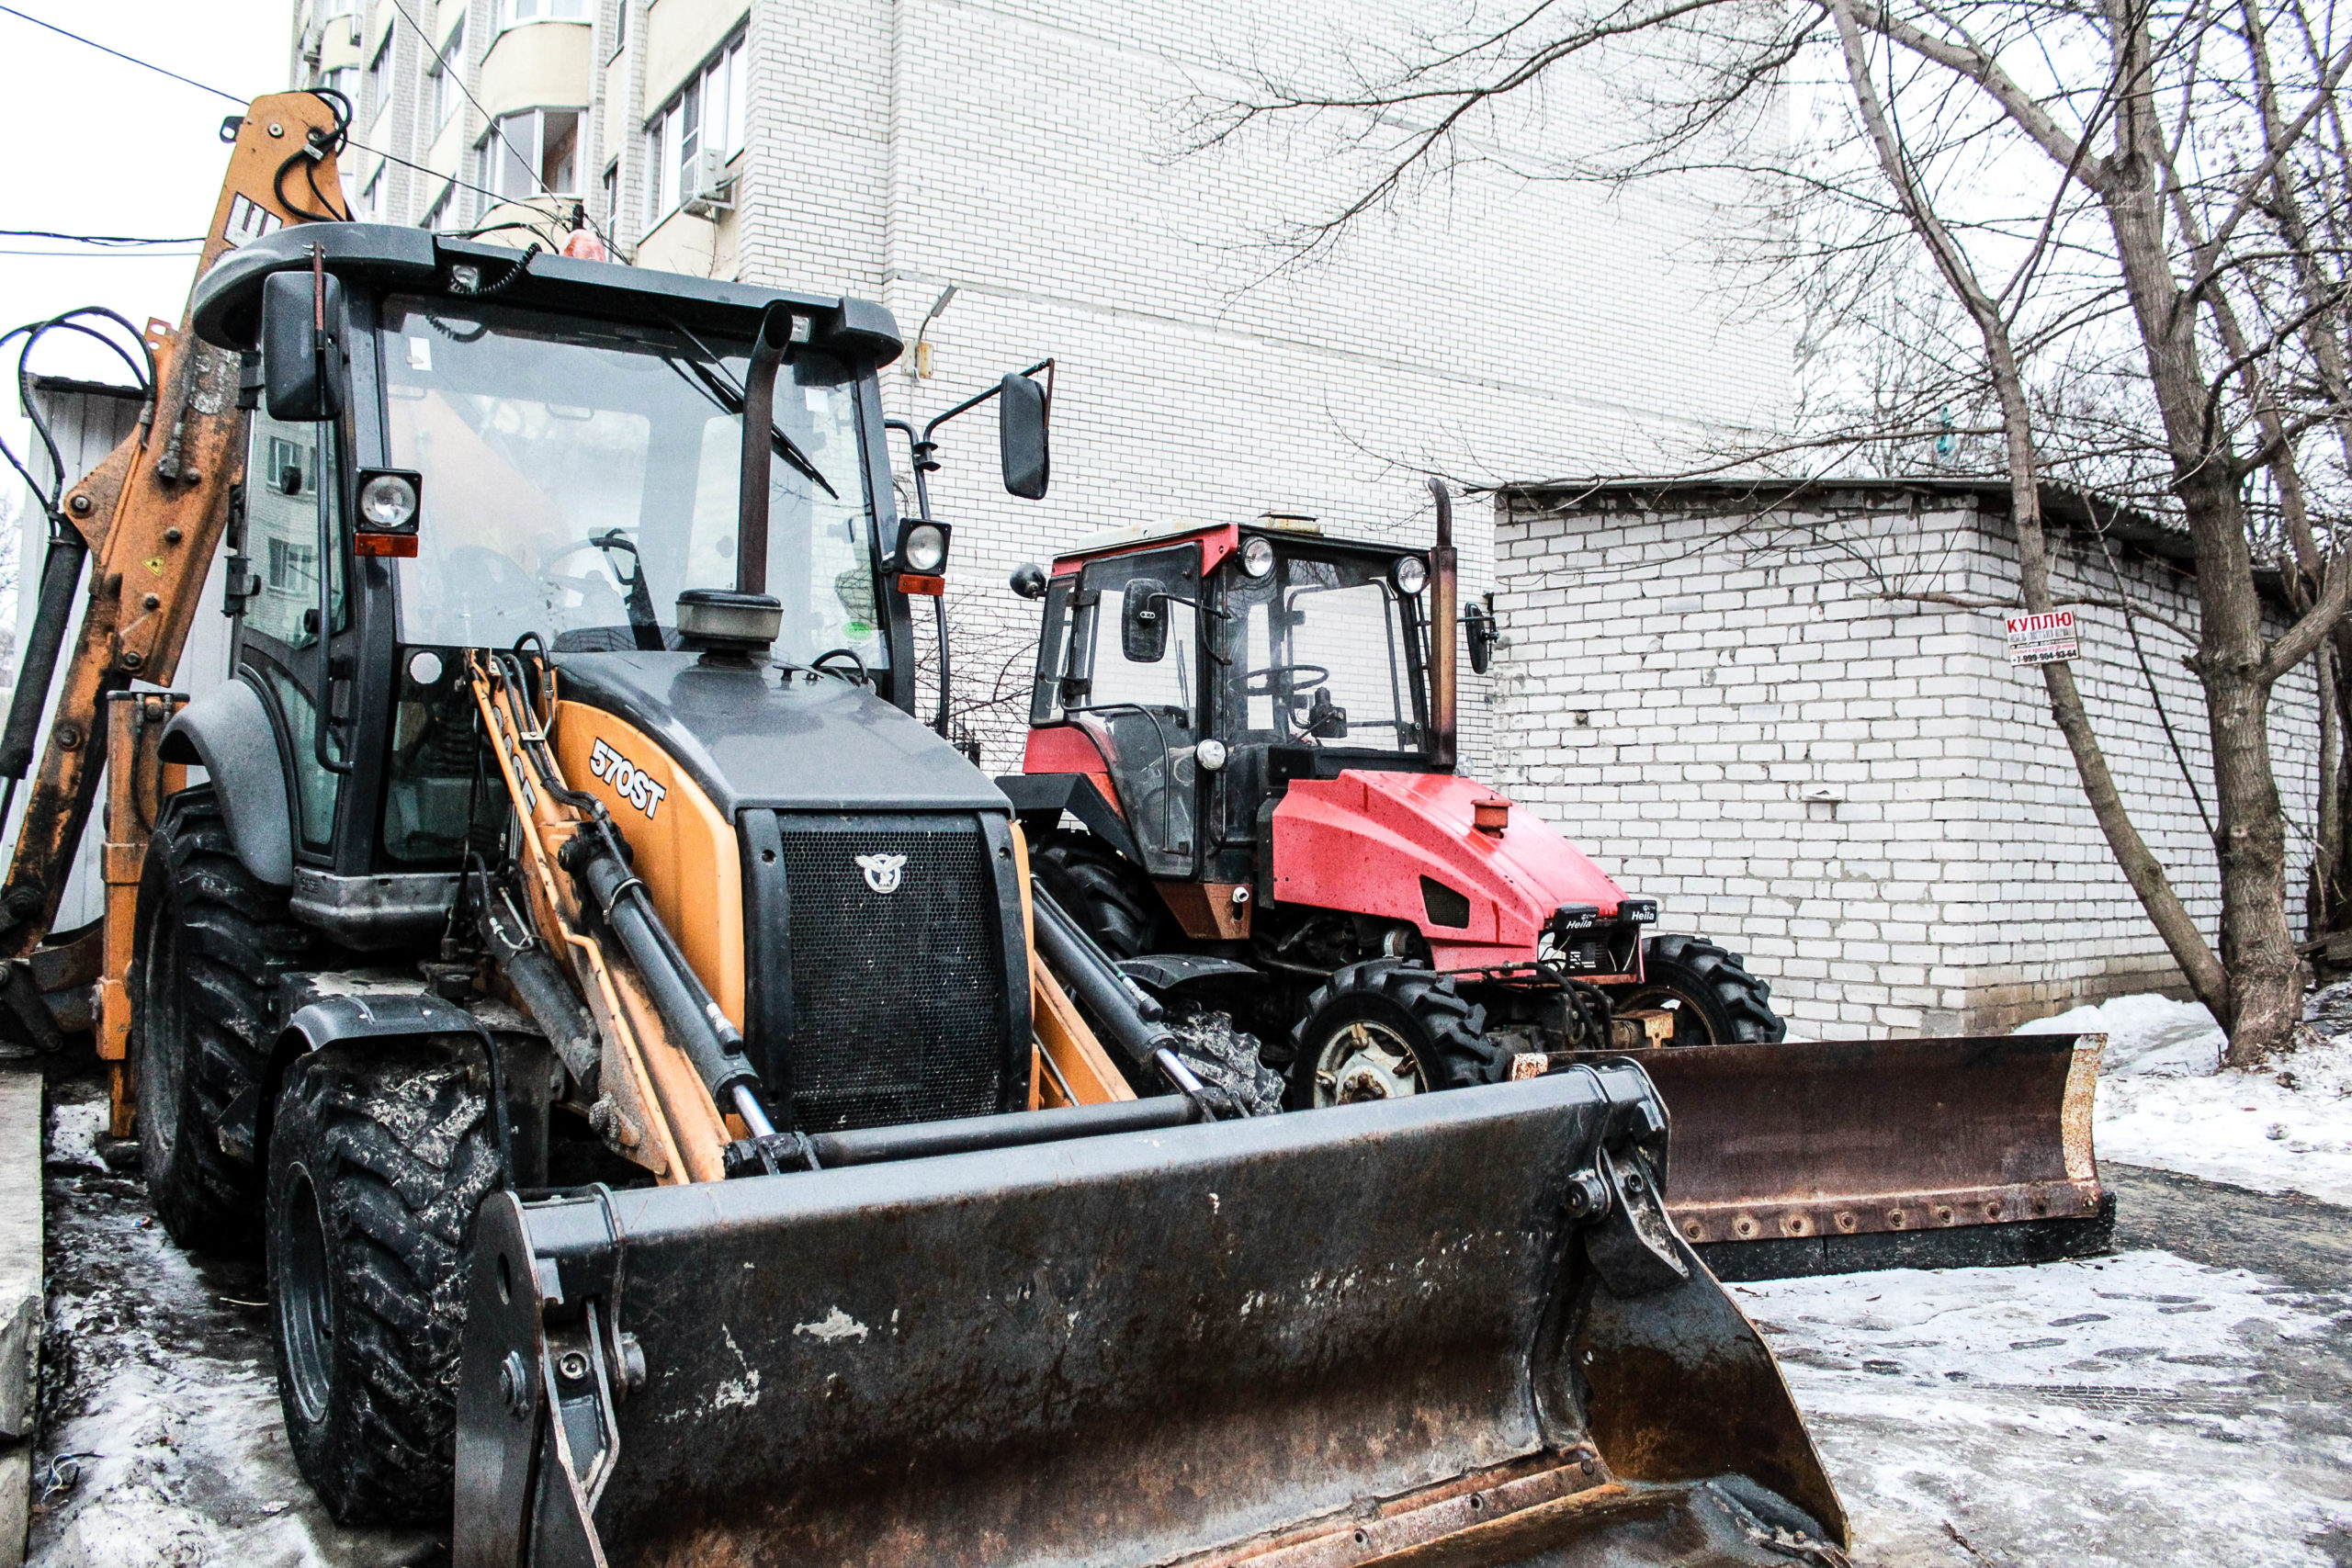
1198, 0, 2352, 1063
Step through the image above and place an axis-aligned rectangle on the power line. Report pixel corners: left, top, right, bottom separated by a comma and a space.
0, 6, 246, 106
0, 230, 202, 247
0, 246, 201, 258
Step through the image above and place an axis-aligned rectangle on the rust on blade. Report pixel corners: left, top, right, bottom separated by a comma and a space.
1573, 1033, 2104, 1245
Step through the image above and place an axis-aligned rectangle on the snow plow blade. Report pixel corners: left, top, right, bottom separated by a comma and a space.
453, 1064, 1847, 1568
1582, 1032, 2111, 1280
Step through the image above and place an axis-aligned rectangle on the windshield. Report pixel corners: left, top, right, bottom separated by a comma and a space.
378, 296, 884, 666
1217, 549, 1428, 751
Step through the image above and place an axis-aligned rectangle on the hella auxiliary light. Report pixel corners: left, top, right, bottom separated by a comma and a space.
1393, 555, 1429, 594
894, 519, 951, 594
353, 468, 423, 558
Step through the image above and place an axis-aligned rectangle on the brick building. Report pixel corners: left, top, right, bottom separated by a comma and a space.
288, 0, 1795, 771
1485, 479, 2321, 1037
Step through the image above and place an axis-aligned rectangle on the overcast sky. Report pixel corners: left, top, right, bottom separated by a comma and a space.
1, 0, 289, 517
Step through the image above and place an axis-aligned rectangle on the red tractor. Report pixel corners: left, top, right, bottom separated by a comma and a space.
1001, 483, 1784, 1109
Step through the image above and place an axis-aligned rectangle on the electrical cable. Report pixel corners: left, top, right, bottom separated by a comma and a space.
0, 6, 246, 104
0, 231, 202, 246
0, 246, 201, 258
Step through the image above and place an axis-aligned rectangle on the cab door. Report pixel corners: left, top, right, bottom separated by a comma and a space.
1067, 546, 1202, 878
230, 407, 350, 862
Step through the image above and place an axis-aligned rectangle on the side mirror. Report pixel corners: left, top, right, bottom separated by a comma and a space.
999, 372, 1050, 500
1465, 598, 1499, 676
260, 269, 349, 422
1121, 578, 1169, 663
1009, 563, 1048, 600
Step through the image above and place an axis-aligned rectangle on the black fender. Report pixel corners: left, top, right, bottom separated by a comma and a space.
1118, 953, 1262, 1003
159, 675, 293, 887
996, 772, 1145, 867
241, 984, 485, 1168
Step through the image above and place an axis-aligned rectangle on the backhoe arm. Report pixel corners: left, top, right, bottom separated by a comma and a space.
0, 92, 345, 960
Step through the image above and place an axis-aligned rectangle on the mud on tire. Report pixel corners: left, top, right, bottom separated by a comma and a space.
1031, 831, 1165, 960
1286, 960, 1511, 1110
266, 1039, 501, 1525
1611, 933, 1786, 1045
1164, 1008, 1284, 1117
132, 785, 311, 1255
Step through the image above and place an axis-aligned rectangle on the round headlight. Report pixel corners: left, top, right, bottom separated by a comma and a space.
358, 472, 419, 531
901, 523, 948, 574
1240, 536, 1275, 578
1393, 556, 1429, 594
1195, 739, 1228, 773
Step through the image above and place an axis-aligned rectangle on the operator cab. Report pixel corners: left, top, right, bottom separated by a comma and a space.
1024, 517, 1482, 886
191, 225, 922, 943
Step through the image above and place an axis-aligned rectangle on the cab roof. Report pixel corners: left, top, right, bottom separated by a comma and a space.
1051, 513, 1416, 572
190, 223, 901, 367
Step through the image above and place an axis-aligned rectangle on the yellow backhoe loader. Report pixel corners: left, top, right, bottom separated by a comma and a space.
0, 91, 1854, 1565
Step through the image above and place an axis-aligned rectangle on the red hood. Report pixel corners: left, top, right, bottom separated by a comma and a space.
1270, 771, 1626, 968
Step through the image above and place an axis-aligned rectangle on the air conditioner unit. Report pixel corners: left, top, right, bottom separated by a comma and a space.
681, 149, 734, 218
300, 23, 323, 62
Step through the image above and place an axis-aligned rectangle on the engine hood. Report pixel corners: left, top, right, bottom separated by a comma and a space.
1270, 771, 1627, 966
552, 652, 1008, 817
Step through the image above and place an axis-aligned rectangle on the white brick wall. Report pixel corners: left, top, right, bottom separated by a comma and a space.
1491, 483, 2322, 1038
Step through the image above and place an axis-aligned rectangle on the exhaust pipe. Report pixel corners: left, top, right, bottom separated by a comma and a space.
735, 303, 792, 597
1428, 479, 1457, 772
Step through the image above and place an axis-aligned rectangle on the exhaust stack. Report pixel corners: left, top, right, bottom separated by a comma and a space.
1429, 478, 1457, 771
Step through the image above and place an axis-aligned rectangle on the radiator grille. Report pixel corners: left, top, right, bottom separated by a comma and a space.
774, 815, 1007, 1132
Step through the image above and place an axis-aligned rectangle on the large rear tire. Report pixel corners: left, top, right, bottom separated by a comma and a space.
1032, 831, 1164, 959
132, 786, 310, 1255
1286, 960, 1510, 1109
266, 1040, 500, 1524
1610, 933, 1785, 1045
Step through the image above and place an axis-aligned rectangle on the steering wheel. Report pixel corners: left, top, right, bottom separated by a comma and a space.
1242, 663, 1330, 698
438, 546, 548, 635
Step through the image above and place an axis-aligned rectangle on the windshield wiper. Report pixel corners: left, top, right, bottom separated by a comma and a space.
654, 314, 840, 501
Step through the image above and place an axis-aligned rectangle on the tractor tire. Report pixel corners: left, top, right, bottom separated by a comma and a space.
1165, 1008, 1283, 1117
1611, 933, 1786, 1045
1032, 831, 1164, 959
1286, 960, 1510, 1110
266, 1039, 501, 1525
132, 786, 310, 1256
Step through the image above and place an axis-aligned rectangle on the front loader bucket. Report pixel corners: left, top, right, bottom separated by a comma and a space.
455, 1066, 1847, 1568
1582, 1032, 2111, 1280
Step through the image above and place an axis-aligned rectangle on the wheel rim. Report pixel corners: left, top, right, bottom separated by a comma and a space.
279, 1165, 336, 1424
1310, 1021, 1422, 1106
140, 903, 187, 1160
1612, 987, 1716, 1046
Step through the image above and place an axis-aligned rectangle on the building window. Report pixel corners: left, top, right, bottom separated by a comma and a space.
428, 20, 466, 130
422, 186, 450, 231
600, 159, 617, 224
644, 32, 745, 224
321, 64, 357, 107
476, 108, 582, 203
361, 167, 383, 221
318, 0, 356, 19
364, 31, 392, 126
499, 0, 590, 28
608, 0, 628, 59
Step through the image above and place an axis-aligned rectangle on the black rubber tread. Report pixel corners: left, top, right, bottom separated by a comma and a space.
1285, 959, 1511, 1109
1031, 830, 1165, 960
1612, 933, 1786, 1045
266, 1040, 500, 1525
132, 786, 311, 1255
1165, 1007, 1284, 1117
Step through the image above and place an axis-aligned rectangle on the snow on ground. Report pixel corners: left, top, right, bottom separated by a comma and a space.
32, 1085, 431, 1568
2018, 990, 2352, 1206
1738, 1249, 2352, 1567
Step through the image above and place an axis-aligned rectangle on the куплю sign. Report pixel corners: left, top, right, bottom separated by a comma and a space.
2005, 609, 2080, 666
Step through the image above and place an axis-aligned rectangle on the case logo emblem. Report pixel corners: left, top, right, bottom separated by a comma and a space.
587, 738, 669, 820
854, 852, 907, 894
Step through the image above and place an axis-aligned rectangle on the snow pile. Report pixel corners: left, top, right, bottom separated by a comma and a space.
1739, 1251, 2351, 1566
2016, 991, 2352, 1207
32, 1094, 432, 1568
